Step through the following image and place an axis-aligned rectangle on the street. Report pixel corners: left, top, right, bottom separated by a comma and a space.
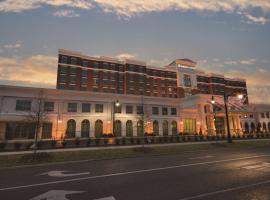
0, 146, 270, 200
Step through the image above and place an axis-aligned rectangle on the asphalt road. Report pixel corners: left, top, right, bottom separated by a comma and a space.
0, 146, 270, 200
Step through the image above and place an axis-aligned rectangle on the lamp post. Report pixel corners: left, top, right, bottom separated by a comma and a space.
211, 93, 243, 143
112, 100, 120, 136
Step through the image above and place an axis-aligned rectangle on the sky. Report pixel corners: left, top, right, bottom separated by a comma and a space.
0, 0, 270, 104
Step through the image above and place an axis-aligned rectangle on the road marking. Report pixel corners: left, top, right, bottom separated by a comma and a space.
0, 159, 94, 170
178, 179, 270, 200
0, 154, 269, 191
29, 190, 85, 200
40, 170, 90, 177
95, 196, 116, 200
189, 155, 214, 160
242, 162, 270, 170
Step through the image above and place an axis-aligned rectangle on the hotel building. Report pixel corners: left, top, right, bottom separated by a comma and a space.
0, 49, 268, 141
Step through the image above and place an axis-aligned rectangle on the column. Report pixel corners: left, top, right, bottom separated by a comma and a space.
0, 122, 6, 140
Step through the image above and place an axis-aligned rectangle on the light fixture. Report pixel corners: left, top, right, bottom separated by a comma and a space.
57, 120, 62, 124
211, 96, 215, 104
237, 94, 244, 100
115, 100, 120, 107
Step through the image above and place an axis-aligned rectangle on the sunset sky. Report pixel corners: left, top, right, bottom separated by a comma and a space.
0, 0, 270, 103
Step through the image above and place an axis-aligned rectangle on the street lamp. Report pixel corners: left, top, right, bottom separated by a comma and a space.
112, 100, 120, 136
211, 93, 244, 143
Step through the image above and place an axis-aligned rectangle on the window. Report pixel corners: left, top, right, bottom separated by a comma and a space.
95, 104, 103, 113
266, 113, 270, 119
82, 103, 91, 112
42, 123, 52, 139
68, 103, 77, 112
81, 119, 90, 137
114, 105, 122, 113
184, 74, 192, 87
137, 106, 143, 114
16, 100, 31, 111
59, 66, 67, 74
171, 108, 177, 115
126, 105, 133, 114
44, 102, 54, 112
153, 120, 159, 135
95, 120, 103, 138
183, 119, 196, 134
71, 57, 77, 65
66, 119, 76, 138
5, 122, 35, 139
162, 107, 168, 115
126, 120, 133, 137
162, 120, 168, 136
60, 56, 67, 63
261, 113, 265, 118
152, 107, 159, 115
70, 67, 77, 75
82, 69, 88, 77
82, 60, 89, 67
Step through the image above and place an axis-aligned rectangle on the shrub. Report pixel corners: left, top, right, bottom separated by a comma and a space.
95, 138, 100, 146
104, 138, 109, 146
14, 142, 22, 150
51, 139, 57, 148
122, 137, 126, 145
37, 140, 43, 149
0, 142, 6, 151
61, 139, 67, 148
87, 138, 92, 146
75, 137, 80, 146
26, 142, 34, 149
20, 152, 53, 162
130, 137, 134, 144
136, 138, 141, 144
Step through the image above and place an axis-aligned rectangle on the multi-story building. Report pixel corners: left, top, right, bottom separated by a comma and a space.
167, 59, 248, 102
0, 49, 268, 141
57, 49, 184, 99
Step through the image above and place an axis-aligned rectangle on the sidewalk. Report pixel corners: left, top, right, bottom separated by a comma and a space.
0, 138, 269, 156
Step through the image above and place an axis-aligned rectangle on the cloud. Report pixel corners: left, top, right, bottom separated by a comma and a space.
0, 55, 57, 88
53, 9, 80, 17
224, 60, 238, 65
115, 53, 137, 60
94, 0, 270, 17
3, 42, 22, 49
0, 0, 93, 12
1, 0, 270, 23
244, 13, 269, 25
239, 58, 256, 65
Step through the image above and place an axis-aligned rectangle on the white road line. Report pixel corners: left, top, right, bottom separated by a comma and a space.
179, 179, 270, 200
189, 155, 214, 160
0, 154, 269, 192
95, 196, 116, 200
242, 162, 270, 170
0, 159, 94, 170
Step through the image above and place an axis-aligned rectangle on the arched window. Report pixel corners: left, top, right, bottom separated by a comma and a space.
81, 119, 90, 137
126, 120, 133, 137
114, 120, 122, 137
66, 119, 76, 138
137, 120, 143, 137
251, 122, 255, 133
153, 120, 159, 136
172, 121, 178, 135
257, 122, 262, 133
95, 120, 103, 138
268, 122, 270, 133
244, 122, 249, 133
263, 122, 267, 132
163, 120, 168, 136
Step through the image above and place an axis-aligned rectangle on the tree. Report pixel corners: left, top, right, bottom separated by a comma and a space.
24, 90, 48, 154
